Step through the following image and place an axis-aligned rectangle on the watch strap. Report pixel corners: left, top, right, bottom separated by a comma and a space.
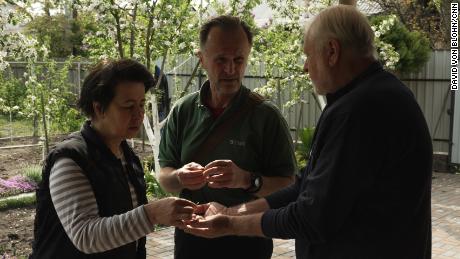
245, 172, 263, 193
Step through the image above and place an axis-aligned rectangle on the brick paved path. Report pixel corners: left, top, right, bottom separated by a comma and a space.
431, 172, 460, 258
146, 172, 460, 258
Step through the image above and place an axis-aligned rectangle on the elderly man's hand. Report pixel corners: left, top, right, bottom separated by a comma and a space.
194, 202, 228, 218
176, 162, 206, 190
144, 197, 197, 228
185, 214, 233, 238
203, 160, 250, 189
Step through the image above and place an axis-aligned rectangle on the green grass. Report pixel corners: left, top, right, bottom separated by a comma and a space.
0, 114, 75, 139
0, 115, 34, 138
22, 165, 42, 184
0, 194, 36, 211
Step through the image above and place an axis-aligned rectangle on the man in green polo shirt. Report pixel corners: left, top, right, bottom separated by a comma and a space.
158, 15, 296, 259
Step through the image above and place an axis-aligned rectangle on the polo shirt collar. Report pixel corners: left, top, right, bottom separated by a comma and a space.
196, 80, 249, 111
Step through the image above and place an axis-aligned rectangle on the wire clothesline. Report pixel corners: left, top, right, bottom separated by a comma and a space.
165, 56, 194, 74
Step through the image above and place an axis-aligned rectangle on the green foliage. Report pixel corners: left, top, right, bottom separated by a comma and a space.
369, 0, 449, 49
22, 165, 42, 184
371, 15, 431, 74
26, 14, 93, 58
22, 58, 85, 133
79, 0, 201, 72
0, 115, 33, 138
0, 194, 36, 211
212, 0, 260, 27
248, 0, 312, 110
295, 127, 315, 169
0, 71, 26, 118
144, 170, 170, 199
143, 158, 171, 199
252, 22, 311, 108
2, 0, 429, 135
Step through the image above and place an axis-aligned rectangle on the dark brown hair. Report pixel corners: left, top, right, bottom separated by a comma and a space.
200, 15, 253, 49
78, 59, 155, 117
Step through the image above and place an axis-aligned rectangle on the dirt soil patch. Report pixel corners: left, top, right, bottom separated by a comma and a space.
0, 206, 35, 257
0, 135, 154, 257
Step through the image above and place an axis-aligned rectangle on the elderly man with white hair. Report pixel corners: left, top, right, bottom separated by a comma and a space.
185, 5, 433, 259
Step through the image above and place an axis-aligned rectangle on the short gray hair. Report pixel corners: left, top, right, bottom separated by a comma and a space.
305, 5, 377, 59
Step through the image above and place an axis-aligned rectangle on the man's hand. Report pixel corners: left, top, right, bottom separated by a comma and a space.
186, 212, 265, 239
185, 214, 233, 238
144, 197, 197, 228
203, 160, 250, 189
194, 202, 228, 217
176, 162, 206, 190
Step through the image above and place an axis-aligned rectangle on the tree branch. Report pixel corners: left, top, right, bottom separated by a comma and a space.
129, 3, 138, 58
109, 6, 124, 58
4, 0, 34, 20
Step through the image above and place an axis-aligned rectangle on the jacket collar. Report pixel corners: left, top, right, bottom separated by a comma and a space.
326, 61, 383, 105
80, 120, 132, 162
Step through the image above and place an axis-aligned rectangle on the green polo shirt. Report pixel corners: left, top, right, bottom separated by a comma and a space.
159, 81, 296, 206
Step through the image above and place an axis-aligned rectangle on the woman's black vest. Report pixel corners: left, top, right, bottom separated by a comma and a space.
31, 122, 148, 259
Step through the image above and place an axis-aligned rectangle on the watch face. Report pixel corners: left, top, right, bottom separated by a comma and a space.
247, 173, 262, 193
254, 177, 261, 187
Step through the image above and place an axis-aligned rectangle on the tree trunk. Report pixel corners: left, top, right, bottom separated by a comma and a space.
111, 8, 124, 58
129, 3, 138, 58
295, 92, 304, 143
179, 60, 200, 99
44, 0, 52, 16
9, 110, 13, 143
32, 113, 38, 143
145, 2, 159, 70
31, 66, 38, 143
145, 18, 153, 70
142, 94, 161, 175
71, 0, 79, 56
40, 93, 49, 155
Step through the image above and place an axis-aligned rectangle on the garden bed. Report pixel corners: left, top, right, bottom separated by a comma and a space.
0, 206, 35, 257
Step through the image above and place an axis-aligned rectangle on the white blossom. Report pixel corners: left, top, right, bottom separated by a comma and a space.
372, 15, 400, 70
178, 42, 186, 50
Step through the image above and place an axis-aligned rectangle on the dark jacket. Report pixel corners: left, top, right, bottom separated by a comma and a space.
31, 121, 148, 259
262, 62, 433, 259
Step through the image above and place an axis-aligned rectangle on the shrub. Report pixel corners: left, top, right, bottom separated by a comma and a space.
0, 71, 26, 119
371, 15, 431, 74
143, 158, 171, 199
0, 175, 37, 198
144, 170, 170, 199
295, 127, 315, 170
22, 165, 42, 184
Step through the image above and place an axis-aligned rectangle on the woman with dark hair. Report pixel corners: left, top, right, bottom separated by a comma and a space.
31, 59, 196, 259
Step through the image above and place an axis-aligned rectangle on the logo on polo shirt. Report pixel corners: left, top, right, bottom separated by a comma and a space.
229, 139, 246, 146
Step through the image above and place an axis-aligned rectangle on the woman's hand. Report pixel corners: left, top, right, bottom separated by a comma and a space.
144, 197, 197, 228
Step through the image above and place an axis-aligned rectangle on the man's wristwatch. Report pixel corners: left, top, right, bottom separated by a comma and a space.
245, 172, 263, 193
